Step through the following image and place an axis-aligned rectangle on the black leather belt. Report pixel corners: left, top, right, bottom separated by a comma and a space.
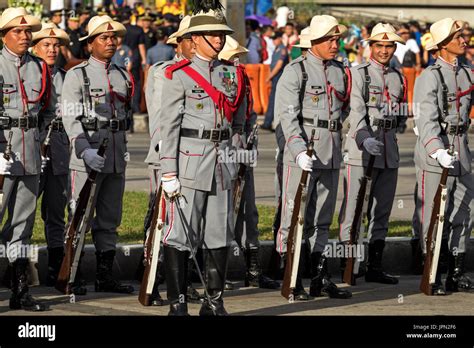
81, 118, 128, 132
50, 119, 65, 132
0, 115, 38, 130
446, 124, 469, 135
372, 118, 397, 130
180, 128, 230, 142
303, 118, 342, 132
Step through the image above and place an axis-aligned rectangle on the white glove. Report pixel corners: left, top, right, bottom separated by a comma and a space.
162, 176, 181, 196
296, 151, 316, 172
363, 138, 384, 156
81, 148, 105, 172
124, 152, 130, 162
41, 155, 49, 170
158, 140, 162, 151
0, 154, 13, 175
413, 126, 419, 137
431, 149, 458, 168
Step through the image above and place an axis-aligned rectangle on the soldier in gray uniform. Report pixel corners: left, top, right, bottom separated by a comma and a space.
140, 15, 195, 306
219, 35, 279, 289
414, 18, 474, 294
158, 6, 246, 315
276, 15, 352, 300
0, 7, 48, 311
410, 39, 440, 275
339, 23, 406, 285
61, 15, 135, 294
31, 23, 72, 288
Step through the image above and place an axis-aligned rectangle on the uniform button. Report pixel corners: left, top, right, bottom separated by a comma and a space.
210, 67, 214, 72
186, 150, 189, 154
217, 124, 221, 128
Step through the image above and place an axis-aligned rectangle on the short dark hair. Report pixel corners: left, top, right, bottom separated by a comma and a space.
272, 31, 284, 40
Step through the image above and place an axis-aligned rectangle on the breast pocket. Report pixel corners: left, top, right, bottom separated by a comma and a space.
331, 83, 346, 111
186, 92, 211, 114
3, 84, 18, 109
303, 86, 326, 110
90, 88, 107, 113
367, 86, 382, 108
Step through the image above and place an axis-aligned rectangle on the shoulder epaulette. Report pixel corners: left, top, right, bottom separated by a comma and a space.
72, 60, 89, 70
165, 59, 191, 79
289, 55, 306, 66
355, 62, 370, 70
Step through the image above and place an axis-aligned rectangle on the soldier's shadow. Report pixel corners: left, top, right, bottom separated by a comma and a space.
229, 278, 423, 316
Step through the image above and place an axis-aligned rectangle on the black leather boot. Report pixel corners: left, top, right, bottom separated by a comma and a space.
2, 263, 12, 288
95, 250, 134, 293
310, 252, 352, 299
199, 247, 229, 316
410, 238, 423, 275
164, 246, 189, 315
245, 247, 280, 289
46, 247, 64, 286
446, 253, 473, 292
365, 240, 398, 284
9, 259, 47, 311
186, 257, 203, 303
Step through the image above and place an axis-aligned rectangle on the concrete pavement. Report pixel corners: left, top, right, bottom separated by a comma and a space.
1, 274, 473, 316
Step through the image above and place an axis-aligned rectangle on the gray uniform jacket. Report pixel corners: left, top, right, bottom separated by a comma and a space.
276, 51, 349, 169
62, 56, 133, 173
0, 46, 49, 175
346, 59, 405, 168
159, 55, 246, 192
144, 56, 179, 167
414, 58, 473, 176
41, 66, 70, 175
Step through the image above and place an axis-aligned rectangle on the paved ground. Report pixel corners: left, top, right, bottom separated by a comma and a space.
1, 275, 473, 316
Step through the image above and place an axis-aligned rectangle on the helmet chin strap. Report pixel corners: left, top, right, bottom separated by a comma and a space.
202, 34, 226, 56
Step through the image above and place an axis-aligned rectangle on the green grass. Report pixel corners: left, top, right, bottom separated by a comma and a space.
30, 191, 414, 245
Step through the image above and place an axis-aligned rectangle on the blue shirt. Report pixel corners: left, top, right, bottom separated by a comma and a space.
111, 44, 132, 69
270, 43, 288, 80
246, 32, 262, 64
146, 42, 175, 66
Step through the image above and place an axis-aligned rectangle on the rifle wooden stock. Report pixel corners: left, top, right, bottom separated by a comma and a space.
420, 168, 449, 295
343, 154, 375, 285
138, 186, 164, 306
281, 129, 315, 299
56, 139, 108, 294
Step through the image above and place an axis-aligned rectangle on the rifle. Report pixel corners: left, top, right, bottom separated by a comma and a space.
138, 185, 165, 306
420, 167, 448, 295
56, 138, 108, 294
41, 124, 53, 159
343, 154, 375, 285
0, 131, 13, 212
232, 124, 258, 227
281, 129, 315, 299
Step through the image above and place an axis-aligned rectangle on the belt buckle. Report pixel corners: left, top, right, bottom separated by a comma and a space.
384, 119, 393, 130
109, 119, 120, 132
18, 116, 28, 129
328, 120, 338, 132
0, 115, 11, 129
82, 117, 97, 130
209, 129, 221, 142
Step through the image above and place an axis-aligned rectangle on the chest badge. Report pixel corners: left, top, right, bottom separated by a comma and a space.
196, 103, 204, 110
312, 95, 319, 103
219, 71, 236, 94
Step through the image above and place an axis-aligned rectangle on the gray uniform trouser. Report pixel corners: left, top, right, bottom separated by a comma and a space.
70, 170, 125, 252
39, 164, 68, 249
338, 165, 398, 243
234, 167, 260, 250
163, 178, 234, 252
0, 175, 40, 262
276, 164, 339, 254
417, 170, 474, 254
149, 166, 161, 194
411, 166, 421, 240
